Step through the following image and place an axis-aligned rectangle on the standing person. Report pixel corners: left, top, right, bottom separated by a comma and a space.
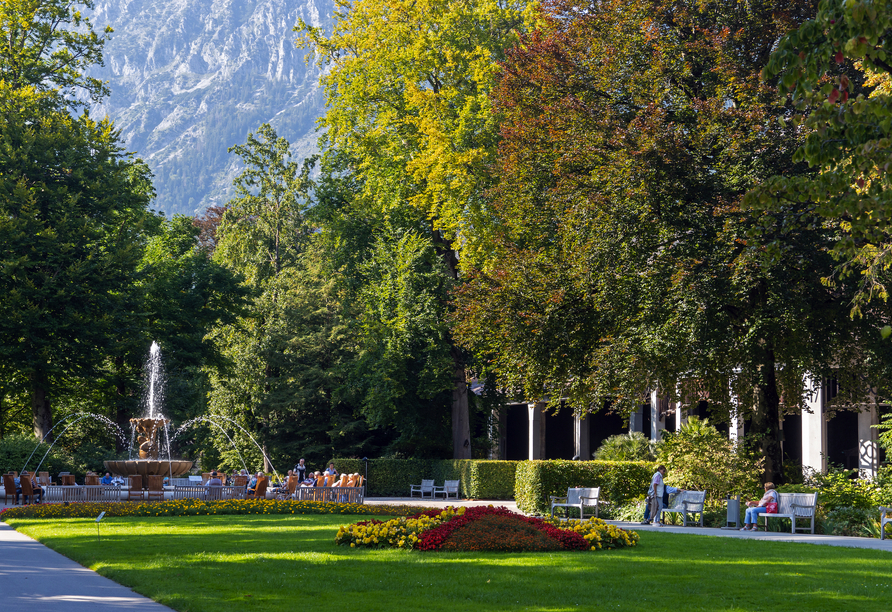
740, 482, 779, 531
324, 463, 338, 477
642, 481, 684, 524
294, 459, 307, 481
642, 465, 668, 526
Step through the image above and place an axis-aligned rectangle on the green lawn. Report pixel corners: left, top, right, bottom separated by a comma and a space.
6, 515, 892, 612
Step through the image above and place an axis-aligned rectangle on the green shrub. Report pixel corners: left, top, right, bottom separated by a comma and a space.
593, 432, 660, 461
822, 506, 878, 538
808, 467, 881, 511
658, 418, 763, 502
328, 458, 519, 499
602, 498, 646, 522
514, 460, 655, 515
0, 432, 85, 478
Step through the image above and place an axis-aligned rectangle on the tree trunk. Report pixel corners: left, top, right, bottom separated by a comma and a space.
30, 372, 53, 442
431, 226, 472, 459
751, 353, 783, 484
451, 346, 472, 459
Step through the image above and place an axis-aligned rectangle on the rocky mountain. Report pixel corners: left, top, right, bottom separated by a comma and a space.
86, 0, 332, 216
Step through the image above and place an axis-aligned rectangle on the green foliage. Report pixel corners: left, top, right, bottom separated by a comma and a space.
0, 0, 111, 105
822, 506, 880, 538
749, 0, 892, 309
593, 432, 660, 462
296, 0, 529, 263
513, 460, 656, 516
0, 432, 86, 478
330, 458, 519, 499
808, 467, 883, 510
0, 84, 154, 438
658, 419, 764, 502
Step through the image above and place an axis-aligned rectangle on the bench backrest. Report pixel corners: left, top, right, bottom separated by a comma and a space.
443, 480, 459, 493
776, 492, 818, 517
419, 479, 435, 491
566, 487, 600, 505
665, 490, 706, 512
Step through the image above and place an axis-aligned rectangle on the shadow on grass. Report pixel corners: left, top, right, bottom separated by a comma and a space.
7, 516, 892, 612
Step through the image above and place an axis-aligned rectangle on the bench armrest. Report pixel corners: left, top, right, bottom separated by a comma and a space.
790, 503, 816, 516
580, 496, 599, 504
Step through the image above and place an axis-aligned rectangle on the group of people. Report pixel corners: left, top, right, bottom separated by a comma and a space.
289, 459, 342, 488
641, 465, 779, 530
9, 473, 43, 504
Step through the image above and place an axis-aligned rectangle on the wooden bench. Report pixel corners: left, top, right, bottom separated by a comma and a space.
434, 480, 460, 500
550, 487, 600, 520
758, 492, 818, 534
659, 490, 706, 527
880, 506, 892, 540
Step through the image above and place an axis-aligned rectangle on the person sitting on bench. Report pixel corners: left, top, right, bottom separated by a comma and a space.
740, 482, 778, 531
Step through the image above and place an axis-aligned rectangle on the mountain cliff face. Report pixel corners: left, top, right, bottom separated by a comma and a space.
87, 0, 332, 216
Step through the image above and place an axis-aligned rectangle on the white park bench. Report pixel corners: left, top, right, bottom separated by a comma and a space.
758, 492, 819, 534
659, 490, 706, 527
550, 487, 600, 520
434, 480, 460, 500
410, 479, 435, 498
880, 506, 892, 540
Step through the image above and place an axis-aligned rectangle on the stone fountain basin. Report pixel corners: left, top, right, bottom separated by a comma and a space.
104, 460, 193, 478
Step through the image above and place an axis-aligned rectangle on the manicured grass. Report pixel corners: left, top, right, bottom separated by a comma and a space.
6, 515, 892, 612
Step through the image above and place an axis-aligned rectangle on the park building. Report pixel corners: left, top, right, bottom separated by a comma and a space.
489, 377, 888, 479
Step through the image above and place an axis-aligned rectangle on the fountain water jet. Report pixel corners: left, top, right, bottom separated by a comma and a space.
104, 342, 193, 478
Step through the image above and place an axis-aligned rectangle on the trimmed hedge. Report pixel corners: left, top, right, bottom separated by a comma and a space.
329, 458, 519, 499
515, 460, 656, 515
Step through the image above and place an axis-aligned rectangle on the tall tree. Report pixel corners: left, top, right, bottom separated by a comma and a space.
209, 124, 315, 471
296, 0, 529, 458
0, 1, 151, 441
451, 0, 883, 482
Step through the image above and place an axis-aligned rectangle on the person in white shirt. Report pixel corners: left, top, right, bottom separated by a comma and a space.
644, 465, 668, 526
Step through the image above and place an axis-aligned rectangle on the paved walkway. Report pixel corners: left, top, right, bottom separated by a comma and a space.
609, 520, 892, 551
0, 522, 175, 612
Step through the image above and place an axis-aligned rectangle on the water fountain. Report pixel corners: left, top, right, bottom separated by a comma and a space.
104, 342, 193, 478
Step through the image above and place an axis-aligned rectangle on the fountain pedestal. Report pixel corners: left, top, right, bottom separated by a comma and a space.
104, 417, 192, 477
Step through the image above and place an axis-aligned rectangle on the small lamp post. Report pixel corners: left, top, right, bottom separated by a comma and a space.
361, 457, 369, 493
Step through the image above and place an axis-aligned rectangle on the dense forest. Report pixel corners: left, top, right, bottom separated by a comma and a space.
4, 0, 892, 482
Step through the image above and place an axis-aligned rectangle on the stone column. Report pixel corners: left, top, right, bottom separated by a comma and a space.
858, 395, 880, 479
675, 382, 685, 431
574, 414, 590, 460
629, 405, 644, 434
528, 402, 546, 460
650, 390, 665, 441
802, 377, 826, 476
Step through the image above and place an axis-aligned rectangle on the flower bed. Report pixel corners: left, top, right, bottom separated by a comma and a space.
336, 505, 639, 552
0, 499, 433, 520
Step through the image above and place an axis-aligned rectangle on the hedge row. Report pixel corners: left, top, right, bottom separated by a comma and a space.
330, 458, 654, 509
330, 459, 520, 499
514, 460, 657, 515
